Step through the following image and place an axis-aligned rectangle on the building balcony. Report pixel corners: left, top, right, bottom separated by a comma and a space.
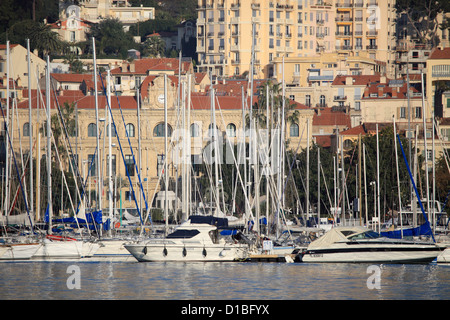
336, 16, 352, 22
336, 32, 352, 37
334, 95, 347, 101
366, 45, 378, 50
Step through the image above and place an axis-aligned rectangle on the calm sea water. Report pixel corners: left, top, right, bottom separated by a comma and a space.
0, 261, 448, 301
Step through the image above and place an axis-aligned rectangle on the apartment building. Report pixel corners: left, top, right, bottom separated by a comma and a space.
196, 0, 397, 79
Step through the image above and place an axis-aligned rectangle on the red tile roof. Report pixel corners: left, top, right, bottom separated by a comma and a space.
51, 73, 95, 83
332, 74, 382, 86
340, 124, 366, 136
312, 107, 351, 127
429, 47, 450, 60
110, 58, 192, 75
17, 92, 137, 110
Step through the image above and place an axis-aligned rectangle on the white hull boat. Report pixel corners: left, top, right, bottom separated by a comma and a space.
124, 216, 249, 262
301, 226, 443, 264
0, 243, 41, 260
436, 247, 450, 263
32, 236, 83, 259
88, 239, 135, 261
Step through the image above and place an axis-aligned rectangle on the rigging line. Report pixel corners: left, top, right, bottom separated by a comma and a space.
0, 101, 34, 231
50, 126, 82, 233
49, 80, 97, 235
98, 73, 146, 227
50, 80, 87, 206
8, 140, 36, 217
212, 94, 255, 225
397, 133, 436, 243
110, 77, 151, 225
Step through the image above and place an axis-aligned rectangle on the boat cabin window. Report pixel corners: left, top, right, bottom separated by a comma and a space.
347, 230, 380, 240
209, 230, 219, 244
166, 230, 200, 239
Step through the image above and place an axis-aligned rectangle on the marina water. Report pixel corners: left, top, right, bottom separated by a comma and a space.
1, 261, 448, 300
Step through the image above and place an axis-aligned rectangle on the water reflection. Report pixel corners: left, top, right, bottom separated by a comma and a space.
0, 261, 448, 300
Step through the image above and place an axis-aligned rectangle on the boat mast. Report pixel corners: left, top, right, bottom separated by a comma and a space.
46, 55, 52, 234
421, 72, 430, 222
3, 41, 10, 222
27, 39, 34, 223
92, 37, 102, 233
164, 74, 168, 234
107, 70, 113, 236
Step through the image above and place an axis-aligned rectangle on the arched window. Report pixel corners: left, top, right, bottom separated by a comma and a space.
88, 123, 96, 137
320, 95, 326, 107
153, 123, 172, 137
190, 123, 200, 137
208, 123, 220, 137
107, 124, 116, 137
23, 122, 30, 137
290, 123, 299, 137
125, 123, 135, 137
343, 139, 353, 149
226, 123, 236, 137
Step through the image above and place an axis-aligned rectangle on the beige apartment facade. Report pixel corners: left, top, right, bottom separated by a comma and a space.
196, 0, 397, 79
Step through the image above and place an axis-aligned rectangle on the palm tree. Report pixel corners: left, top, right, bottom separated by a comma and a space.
142, 35, 166, 57
29, 22, 65, 57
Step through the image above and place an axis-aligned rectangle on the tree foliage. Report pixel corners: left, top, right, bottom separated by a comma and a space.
396, 0, 450, 46
86, 18, 137, 59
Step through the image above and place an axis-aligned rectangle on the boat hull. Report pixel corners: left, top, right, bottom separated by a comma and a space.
0, 243, 41, 260
125, 242, 248, 262
302, 243, 442, 263
32, 240, 83, 259
87, 239, 134, 261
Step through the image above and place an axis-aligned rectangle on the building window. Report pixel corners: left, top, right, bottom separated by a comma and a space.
400, 107, 406, 119
107, 124, 117, 137
415, 107, 422, 119
190, 123, 200, 137
290, 123, 299, 137
226, 123, 236, 137
23, 122, 30, 137
87, 154, 97, 176
125, 155, 135, 176
319, 95, 326, 107
153, 123, 172, 137
106, 154, 116, 176
88, 123, 96, 137
126, 123, 135, 137
305, 95, 311, 107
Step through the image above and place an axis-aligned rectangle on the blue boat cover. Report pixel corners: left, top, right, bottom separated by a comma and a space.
380, 222, 433, 239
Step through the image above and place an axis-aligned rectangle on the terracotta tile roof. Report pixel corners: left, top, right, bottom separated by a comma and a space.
312, 107, 351, 127
17, 92, 137, 110
332, 74, 382, 86
51, 73, 95, 83
314, 135, 332, 148
110, 58, 192, 75
340, 124, 366, 136
429, 47, 450, 59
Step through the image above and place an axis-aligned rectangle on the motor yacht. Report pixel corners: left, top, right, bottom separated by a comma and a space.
301, 226, 443, 263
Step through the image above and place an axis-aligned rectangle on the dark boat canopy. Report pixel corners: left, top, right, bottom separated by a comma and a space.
188, 215, 228, 228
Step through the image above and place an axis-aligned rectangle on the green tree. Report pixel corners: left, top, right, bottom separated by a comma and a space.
87, 18, 136, 58
142, 35, 166, 57
396, 0, 450, 46
29, 22, 66, 58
